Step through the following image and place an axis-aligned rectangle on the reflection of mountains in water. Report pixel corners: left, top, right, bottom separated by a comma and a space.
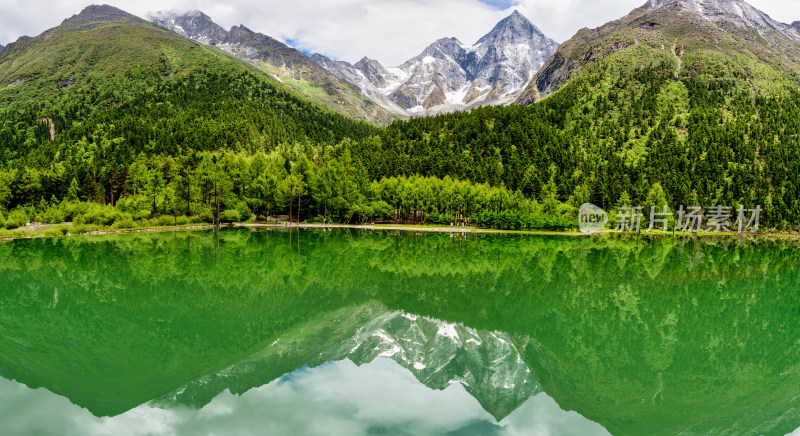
5, 230, 800, 435
153, 303, 539, 421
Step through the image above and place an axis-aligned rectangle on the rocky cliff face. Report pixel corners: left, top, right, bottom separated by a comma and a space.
313, 11, 558, 116
148, 10, 227, 45
149, 11, 395, 124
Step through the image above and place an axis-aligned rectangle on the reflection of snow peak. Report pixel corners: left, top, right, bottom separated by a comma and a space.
156, 306, 541, 421
340, 311, 540, 420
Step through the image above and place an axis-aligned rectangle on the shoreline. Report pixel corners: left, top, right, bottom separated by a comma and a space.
1, 221, 797, 242
233, 222, 588, 237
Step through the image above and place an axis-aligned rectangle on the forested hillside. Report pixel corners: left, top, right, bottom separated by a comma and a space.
358, 46, 800, 228
2, 3, 800, 233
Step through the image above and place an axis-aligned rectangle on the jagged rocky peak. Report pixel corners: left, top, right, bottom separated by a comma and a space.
418, 38, 470, 65
148, 10, 228, 44
147, 9, 395, 123
61, 4, 142, 29
228, 24, 256, 39
313, 10, 558, 116
354, 57, 390, 86
645, 0, 783, 31
311, 53, 336, 66
477, 10, 548, 46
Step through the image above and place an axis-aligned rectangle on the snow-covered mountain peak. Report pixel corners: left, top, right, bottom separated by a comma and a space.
148, 10, 228, 45
314, 11, 558, 116
647, 0, 782, 30
644, 0, 800, 43
476, 9, 547, 46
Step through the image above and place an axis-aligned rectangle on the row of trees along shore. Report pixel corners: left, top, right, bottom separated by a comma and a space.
0, 144, 576, 232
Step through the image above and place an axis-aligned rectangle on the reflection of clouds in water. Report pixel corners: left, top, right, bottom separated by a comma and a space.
0, 359, 610, 436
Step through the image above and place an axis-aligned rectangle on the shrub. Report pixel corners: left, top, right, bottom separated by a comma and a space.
133, 209, 152, 221
175, 216, 190, 226
70, 223, 100, 234
42, 206, 67, 224
75, 205, 130, 226
188, 215, 205, 224
4, 209, 29, 229
198, 209, 215, 223
157, 216, 176, 227
42, 228, 65, 238
426, 212, 454, 226
220, 209, 242, 223
111, 219, 138, 230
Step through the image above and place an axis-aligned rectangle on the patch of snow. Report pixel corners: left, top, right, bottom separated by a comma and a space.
378, 344, 402, 358
413, 362, 427, 370
437, 323, 460, 342
422, 55, 436, 64
445, 85, 470, 105
731, 2, 744, 18
373, 329, 397, 345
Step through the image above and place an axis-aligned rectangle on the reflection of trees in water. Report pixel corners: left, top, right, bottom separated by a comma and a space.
0, 230, 799, 433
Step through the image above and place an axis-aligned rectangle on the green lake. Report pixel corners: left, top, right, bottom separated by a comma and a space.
1, 228, 800, 435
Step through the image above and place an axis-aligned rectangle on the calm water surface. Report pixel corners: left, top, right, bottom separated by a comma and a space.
1, 229, 799, 435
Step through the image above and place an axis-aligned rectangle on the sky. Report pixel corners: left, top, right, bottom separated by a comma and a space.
1, 0, 800, 65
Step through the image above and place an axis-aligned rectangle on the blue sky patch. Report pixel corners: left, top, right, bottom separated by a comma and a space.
477, 0, 516, 10
284, 38, 314, 56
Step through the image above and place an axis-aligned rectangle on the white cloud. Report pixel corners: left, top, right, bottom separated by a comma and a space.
1, 1, 800, 65
0, 359, 612, 435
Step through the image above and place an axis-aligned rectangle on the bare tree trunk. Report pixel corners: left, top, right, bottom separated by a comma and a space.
214, 174, 220, 226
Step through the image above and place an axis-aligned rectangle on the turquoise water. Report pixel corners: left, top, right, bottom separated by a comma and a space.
1, 229, 799, 435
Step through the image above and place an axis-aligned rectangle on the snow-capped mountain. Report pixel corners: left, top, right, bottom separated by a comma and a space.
148, 11, 395, 124
313, 11, 558, 116
646, 0, 798, 36
149, 10, 327, 70
149, 10, 227, 45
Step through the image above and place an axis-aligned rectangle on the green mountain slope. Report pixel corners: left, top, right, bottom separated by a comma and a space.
0, 5, 235, 107
0, 5, 376, 165
518, 0, 800, 102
